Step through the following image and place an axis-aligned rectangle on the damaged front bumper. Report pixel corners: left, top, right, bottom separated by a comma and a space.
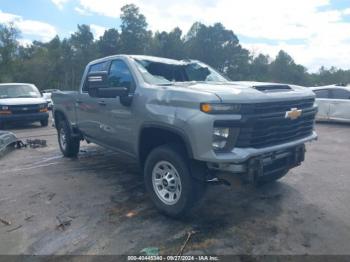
208, 144, 306, 184
206, 131, 317, 184
209, 131, 317, 164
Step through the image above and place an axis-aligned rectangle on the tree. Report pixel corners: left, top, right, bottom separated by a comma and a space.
119, 4, 151, 54
184, 22, 250, 80
250, 54, 270, 81
97, 28, 120, 56
150, 27, 185, 59
0, 4, 349, 90
70, 24, 98, 87
0, 23, 19, 81
269, 50, 308, 85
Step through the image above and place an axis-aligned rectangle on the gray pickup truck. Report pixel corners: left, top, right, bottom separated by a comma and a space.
52, 55, 317, 217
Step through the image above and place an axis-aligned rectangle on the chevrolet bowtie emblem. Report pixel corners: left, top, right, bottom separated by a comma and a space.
285, 108, 302, 120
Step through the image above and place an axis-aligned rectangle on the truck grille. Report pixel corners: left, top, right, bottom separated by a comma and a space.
9, 105, 40, 114
236, 114, 315, 148
215, 98, 317, 149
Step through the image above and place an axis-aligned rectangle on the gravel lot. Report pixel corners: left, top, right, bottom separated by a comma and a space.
0, 118, 349, 255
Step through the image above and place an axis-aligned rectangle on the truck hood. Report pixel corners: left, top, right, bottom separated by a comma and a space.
173, 81, 315, 103
0, 97, 47, 106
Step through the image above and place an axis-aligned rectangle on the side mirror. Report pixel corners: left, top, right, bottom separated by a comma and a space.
86, 71, 128, 98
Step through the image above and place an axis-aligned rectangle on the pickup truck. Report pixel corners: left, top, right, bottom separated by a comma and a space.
52, 55, 318, 217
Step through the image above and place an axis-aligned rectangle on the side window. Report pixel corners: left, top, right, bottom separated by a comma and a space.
330, 88, 350, 99
89, 61, 109, 72
83, 61, 109, 92
108, 60, 134, 90
314, 89, 329, 99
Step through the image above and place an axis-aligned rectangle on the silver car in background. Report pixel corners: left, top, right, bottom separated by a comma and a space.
42, 89, 59, 110
311, 85, 350, 123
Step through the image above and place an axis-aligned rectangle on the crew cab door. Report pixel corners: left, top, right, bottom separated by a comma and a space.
96, 59, 137, 153
313, 89, 331, 121
328, 88, 350, 122
76, 61, 110, 140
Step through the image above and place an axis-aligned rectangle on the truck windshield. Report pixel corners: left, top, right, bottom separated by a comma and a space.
0, 84, 41, 99
134, 59, 229, 85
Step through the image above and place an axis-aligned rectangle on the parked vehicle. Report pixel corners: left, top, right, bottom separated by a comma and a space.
52, 55, 318, 217
311, 85, 350, 123
0, 83, 49, 129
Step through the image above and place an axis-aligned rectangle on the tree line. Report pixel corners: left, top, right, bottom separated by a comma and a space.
0, 4, 349, 91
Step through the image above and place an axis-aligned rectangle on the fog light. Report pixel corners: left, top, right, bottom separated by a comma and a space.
212, 127, 230, 150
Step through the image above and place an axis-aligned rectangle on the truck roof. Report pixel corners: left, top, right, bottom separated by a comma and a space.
89, 54, 193, 66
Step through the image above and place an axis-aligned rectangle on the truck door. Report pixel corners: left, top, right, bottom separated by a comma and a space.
76, 61, 110, 141
314, 89, 331, 121
96, 59, 137, 154
328, 88, 350, 122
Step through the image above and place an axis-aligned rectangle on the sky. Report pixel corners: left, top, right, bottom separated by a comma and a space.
0, 0, 350, 72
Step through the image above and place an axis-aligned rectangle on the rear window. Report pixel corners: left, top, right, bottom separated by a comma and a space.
89, 61, 110, 72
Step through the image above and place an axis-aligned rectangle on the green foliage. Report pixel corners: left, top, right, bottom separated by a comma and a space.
0, 4, 349, 90
0, 23, 19, 81
119, 4, 151, 54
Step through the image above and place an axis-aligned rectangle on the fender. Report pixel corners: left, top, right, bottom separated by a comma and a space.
138, 122, 194, 159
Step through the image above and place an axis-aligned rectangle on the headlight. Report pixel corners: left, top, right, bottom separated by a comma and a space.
39, 103, 47, 109
212, 127, 239, 152
201, 103, 241, 114
0, 105, 11, 115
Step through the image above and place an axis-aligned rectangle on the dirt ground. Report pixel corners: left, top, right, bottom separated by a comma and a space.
0, 116, 350, 255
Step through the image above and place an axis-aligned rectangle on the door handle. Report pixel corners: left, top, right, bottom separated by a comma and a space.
98, 101, 106, 106
76, 99, 82, 104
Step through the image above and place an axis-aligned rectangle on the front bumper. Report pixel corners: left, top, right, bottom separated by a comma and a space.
207, 131, 317, 164
209, 144, 306, 184
0, 112, 49, 124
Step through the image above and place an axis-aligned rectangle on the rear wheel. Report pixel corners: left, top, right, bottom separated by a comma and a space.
144, 144, 206, 218
57, 120, 80, 158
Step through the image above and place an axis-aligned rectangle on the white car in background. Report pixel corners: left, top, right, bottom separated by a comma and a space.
311, 85, 350, 123
42, 89, 59, 110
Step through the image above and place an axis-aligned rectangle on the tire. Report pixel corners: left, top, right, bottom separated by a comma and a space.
57, 119, 80, 158
257, 169, 289, 186
40, 119, 49, 127
144, 144, 206, 218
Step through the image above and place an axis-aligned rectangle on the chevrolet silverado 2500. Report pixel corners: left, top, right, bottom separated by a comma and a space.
52, 55, 318, 217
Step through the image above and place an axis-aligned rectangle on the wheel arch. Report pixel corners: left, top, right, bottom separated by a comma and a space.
138, 123, 194, 168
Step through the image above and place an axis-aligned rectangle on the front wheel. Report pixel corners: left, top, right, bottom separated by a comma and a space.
57, 120, 80, 158
144, 144, 206, 218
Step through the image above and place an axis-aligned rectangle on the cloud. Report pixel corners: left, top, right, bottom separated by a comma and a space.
343, 8, 350, 15
51, 0, 70, 10
74, 0, 350, 71
75, 6, 91, 16
0, 10, 57, 42
90, 24, 107, 39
